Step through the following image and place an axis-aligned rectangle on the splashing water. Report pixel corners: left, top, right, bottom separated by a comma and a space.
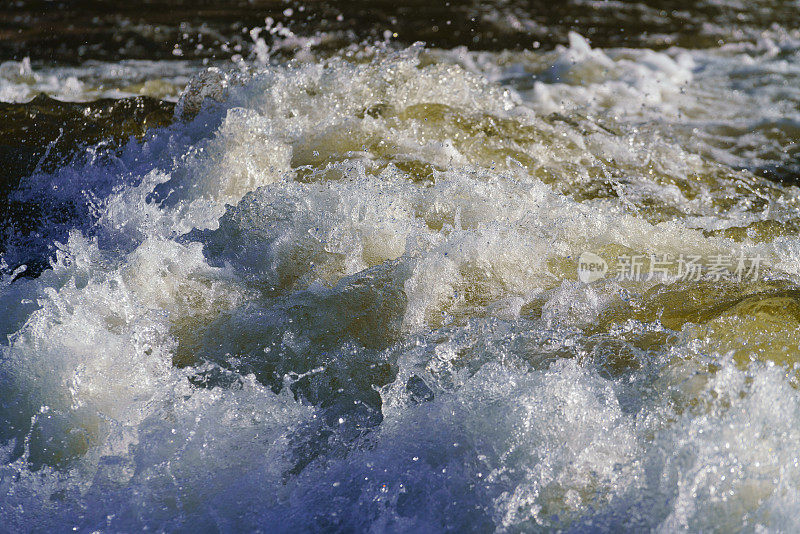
3, 9, 800, 532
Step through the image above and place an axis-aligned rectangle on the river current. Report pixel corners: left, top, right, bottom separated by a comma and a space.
2, 2, 800, 531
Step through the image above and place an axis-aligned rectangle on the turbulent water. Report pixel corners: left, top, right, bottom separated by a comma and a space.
3, 1, 800, 531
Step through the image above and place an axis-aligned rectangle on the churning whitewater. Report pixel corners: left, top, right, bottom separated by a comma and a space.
3, 19, 800, 532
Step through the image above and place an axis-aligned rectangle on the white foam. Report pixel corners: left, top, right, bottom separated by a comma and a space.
3, 37, 800, 531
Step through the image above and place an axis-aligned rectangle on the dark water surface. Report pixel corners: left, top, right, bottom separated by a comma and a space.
3, 0, 800, 62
